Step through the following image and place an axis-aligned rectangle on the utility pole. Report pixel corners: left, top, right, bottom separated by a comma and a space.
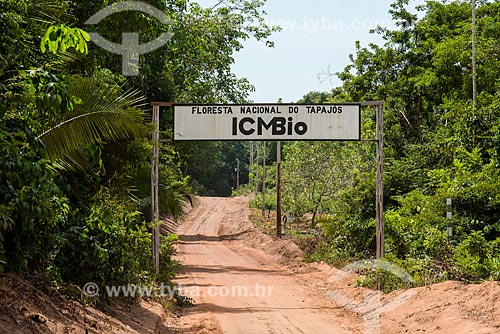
275, 99, 283, 236
276, 141, 282, 237
375, 103, 384, 260
249, 142, 254, 179
236, 158, 240, 188
472, 0, 477, 110
261, 141, 266, 217
255, 143, 259, 195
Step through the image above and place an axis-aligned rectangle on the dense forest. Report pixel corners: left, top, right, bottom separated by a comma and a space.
0, 0, 274, 291
250, 0, 500, 288
1, 0, 499, 300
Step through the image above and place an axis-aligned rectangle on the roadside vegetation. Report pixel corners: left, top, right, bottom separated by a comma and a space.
2, 0, 499, 306
245, 0, 500, 290
0, 0, 276, 304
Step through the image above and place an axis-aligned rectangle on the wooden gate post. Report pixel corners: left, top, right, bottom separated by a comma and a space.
361, 101, 385, 261
151, 102, 171, 275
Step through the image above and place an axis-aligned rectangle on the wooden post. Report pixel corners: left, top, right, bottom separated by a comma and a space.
261, 141, 266, 217
375, 103, 384, 260
249, 142, 254, 179
151, 103, 160, 274
236, 158, 240, 188
361, 101, 385, 263
360, 100, 385, 291
276, 141, 282, 237
150, 102, 171, 275
472, 0, 477, 110
255, 143, 259, 195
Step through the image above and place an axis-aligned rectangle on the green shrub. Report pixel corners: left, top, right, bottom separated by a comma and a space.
158, 233, 179, 284
486, 256, 500, 281
231, 183, 254, 197
315, 217, 376, 266
249, 192, 276, 211
55, 189, 152, 287
0, 120, 68, 272
453, 230, 499, 282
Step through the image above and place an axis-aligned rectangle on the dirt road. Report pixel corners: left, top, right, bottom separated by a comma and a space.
174, 196, 356, 334
173, 196, 500, 334
2, 196, 498, 333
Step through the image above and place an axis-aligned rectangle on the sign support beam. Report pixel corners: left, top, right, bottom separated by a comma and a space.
361, 101, 384, 290
236, 158, 240, 188
276, 141, 282, 237
375, 103, 385, 260
151, 102, 171, 275
361, 101, 384, 261
261, 142, 266, 217
255, 144, 259, 195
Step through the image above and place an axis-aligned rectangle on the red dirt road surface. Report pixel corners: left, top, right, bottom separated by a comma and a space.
174, 196, 500, 334
2, 196, 499, 334
174, 196, 355, 333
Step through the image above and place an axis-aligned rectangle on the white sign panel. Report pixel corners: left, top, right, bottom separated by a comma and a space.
173, 104, 360, 141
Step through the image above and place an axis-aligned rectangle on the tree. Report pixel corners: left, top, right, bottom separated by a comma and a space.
282, 142, 357, 227
294, 0, 500, 285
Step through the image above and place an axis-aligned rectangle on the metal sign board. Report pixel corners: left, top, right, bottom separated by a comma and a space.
173, 103, 361, 141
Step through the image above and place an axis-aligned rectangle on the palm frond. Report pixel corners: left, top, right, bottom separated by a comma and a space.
44, 49, 84, 72
38, 76, 148, 168
160, 180, 194, 220
128, 167, 193, 221
28, 0, 70, 26
50, 147, 92, 172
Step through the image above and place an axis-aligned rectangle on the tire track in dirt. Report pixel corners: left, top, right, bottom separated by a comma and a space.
173, 196, 353, 334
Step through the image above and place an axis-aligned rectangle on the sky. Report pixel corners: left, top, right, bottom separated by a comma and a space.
200, 0, 425, 103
